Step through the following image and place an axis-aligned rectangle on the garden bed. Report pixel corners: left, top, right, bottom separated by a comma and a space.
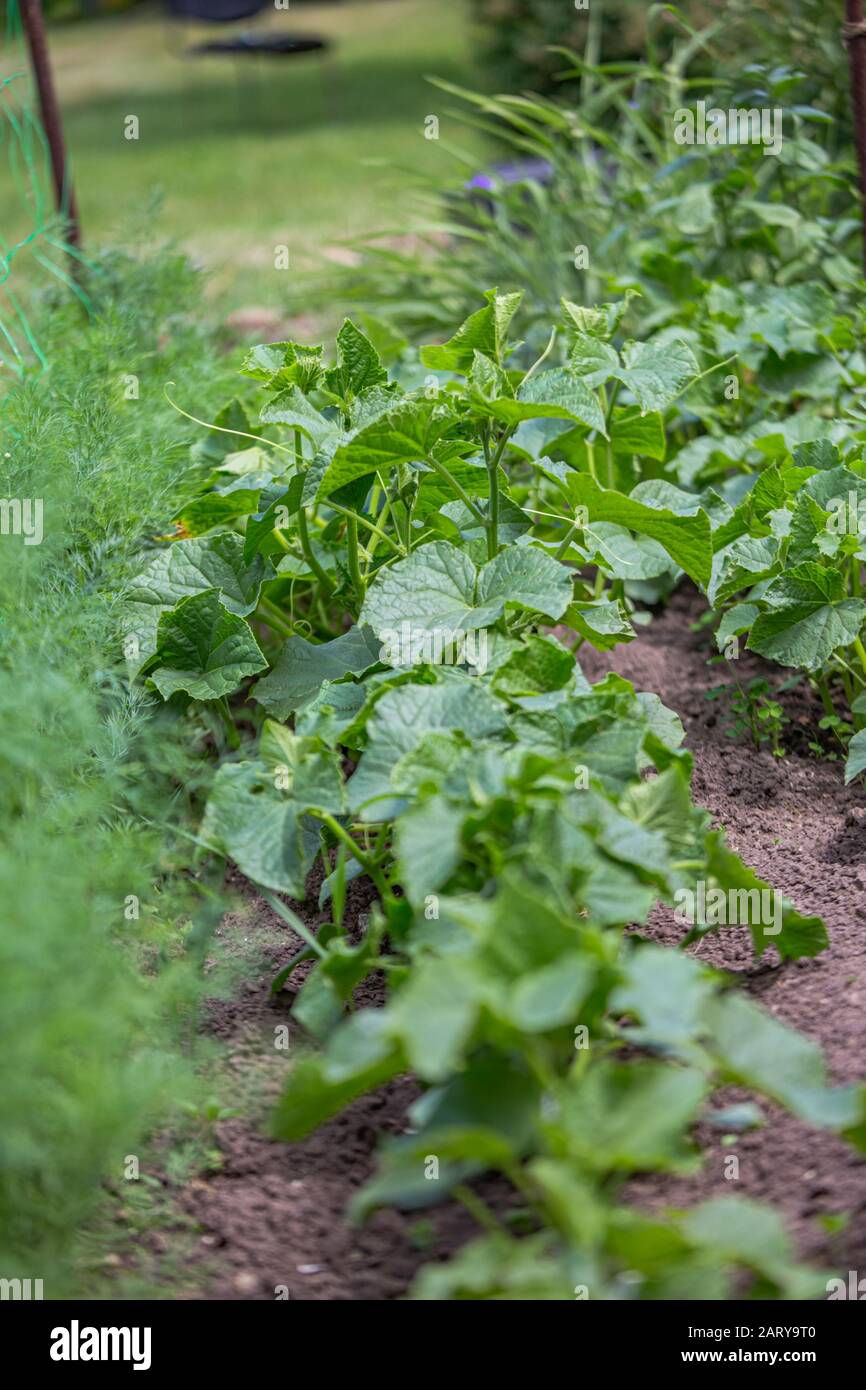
179, 587, 866, 1299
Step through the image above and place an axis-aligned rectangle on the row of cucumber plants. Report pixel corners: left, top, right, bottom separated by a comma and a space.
313, 13, 866, 769
129, 301, 866, 1297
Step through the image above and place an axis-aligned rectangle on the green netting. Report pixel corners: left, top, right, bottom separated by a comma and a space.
0, 0, 89, 378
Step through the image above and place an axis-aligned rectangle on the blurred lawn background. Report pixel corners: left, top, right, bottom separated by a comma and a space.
1, 0, 488, 314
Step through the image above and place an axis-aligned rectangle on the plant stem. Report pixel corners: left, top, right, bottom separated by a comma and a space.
424, 453, 486, 526
256, 887, 327, 960
327, 501, 403, 555
452, 1184, 508, 1236
307, 809, 388, 898
290, 426, 334, 596
816, 677, 836, 720
487, 457, 500, 562
486, 428, 513, 560
296, 505, 334, 597
256, 596, 295, 639
345, 512, 366, 607
585, 439, 597, 483
217, 697, 240, 750
522, 326, 558, 385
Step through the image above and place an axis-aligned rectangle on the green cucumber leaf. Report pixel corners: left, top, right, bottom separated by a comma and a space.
252, 626, 382, 718
747, 563, 866, 671
147, 590, 266, 701
569, 475, 712, 587
201, 759, 320, 896
359, 540, 574, 637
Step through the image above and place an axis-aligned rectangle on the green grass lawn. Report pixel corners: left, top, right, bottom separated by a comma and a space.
1, 0, 487, 314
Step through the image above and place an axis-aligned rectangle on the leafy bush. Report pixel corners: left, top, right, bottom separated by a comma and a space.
469, 0, 846, 120
468, 0, 638, 95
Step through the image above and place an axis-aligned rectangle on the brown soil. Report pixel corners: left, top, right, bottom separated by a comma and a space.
178, 586, 866, 1299
179, 874, 484, 1299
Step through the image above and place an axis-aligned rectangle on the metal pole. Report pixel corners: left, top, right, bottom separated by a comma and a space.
845, 0, 866, 271
18, 0, 82, 250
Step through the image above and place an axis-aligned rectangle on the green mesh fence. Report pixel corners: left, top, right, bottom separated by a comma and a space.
0, 0, 88, 378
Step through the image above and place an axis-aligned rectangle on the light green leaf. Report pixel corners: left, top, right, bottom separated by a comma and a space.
491, 634, 575, 696
613, 339, 699, 414
201, 759, 320, 896
845, 729, 866, 784
394, 791, 463, 904
567, 332, 619, 386
716, 602, 760, 652
583, 522, 672, 581
476, 545, 575, 622
612, 944, 715, 1060
704, 832, 828, 960
420, 289, 522, 372
258, 723, 346, 813
683, 1197, 827, 1299
270, 1012, 403, 1140
348, 676, 507, 817
569, 475, 712, 587
609, 407, 666, 460
389, 957, 479, 1080
359, 540, 574, 638
709, 535, 780, 606
317, 398, 463, 499
509, 952, 594, 1032
553, 1060, 708, 1173
565, 599, 635, 651
748, 563, 866, 671
482, 367, 605, 434
325, 318, 389, 398
703, 991, 859, 1130
259, 384, 340, 451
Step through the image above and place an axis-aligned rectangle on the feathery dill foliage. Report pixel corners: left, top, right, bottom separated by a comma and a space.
0, 250, 233, 1288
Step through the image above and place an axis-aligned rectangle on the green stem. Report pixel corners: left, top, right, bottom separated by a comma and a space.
853, 635, 866, 683
555, 519, 581, 561
256, 596, 295, 639
291, 426, 333, 596
217, 697, 240, 750
297, 504, 334, 597
815, 677, 836, 720
601, 382, 619, 489
256, 887, 327, 960
327, 501, 404, 555
834, 652, 866, 691
163, 385, 295, 459
346, 513, 366, 607
585, 439, 597, 483
452, 1184, 508, 1236
307, 809, 388, 897
485, 429, 512, 561
487, 459, 500, 561
520, 326, 558, 387
424, 453, 486, 526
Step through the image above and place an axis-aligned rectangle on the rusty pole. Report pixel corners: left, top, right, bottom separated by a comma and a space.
845, 0, 866, 271
18, 0, 81, 251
